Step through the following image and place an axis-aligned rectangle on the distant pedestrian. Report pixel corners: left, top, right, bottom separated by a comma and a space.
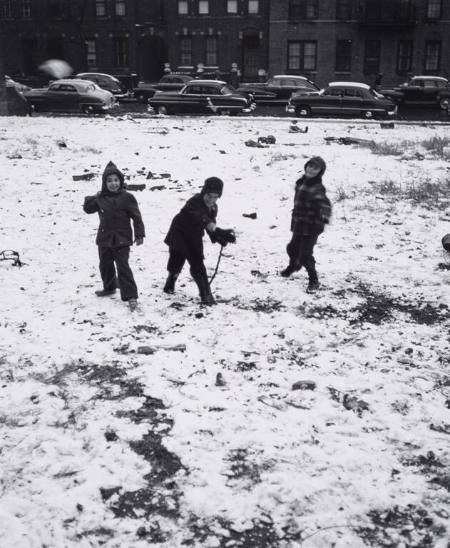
83, 161, 145, 311
373, 73, 383, 91
163, 177, 235, 305
280, 156, 331, 292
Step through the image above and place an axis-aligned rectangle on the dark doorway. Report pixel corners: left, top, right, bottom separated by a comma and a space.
47, 37, 65, 60
137, 35, 166, 81
242, 32, 261, 81
22, 37, 38, 74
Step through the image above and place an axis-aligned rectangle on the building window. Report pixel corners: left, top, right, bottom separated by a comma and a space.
364, 40, 380, 74
86, 40, 97, 68
205, 36, 217, 65
95, 0, 106, 17
289, 0, 318, 20
48, 0, 62, 17
336, 0, 352, 20
248, 0, 259, 14
0, 0, 12, 18
424, 41, 441, 72
397, 40, 412, 72
335, 40, 352, 72
199, 1, 209, 14
113, 37, 128, 67
227, 0, 238, 13
180, 37, 192, 65
426, 0, 441, 18
22, 0, 32, 18
288, 41, 317, 71
115, 0, 126, 16
178, 0, 188, 14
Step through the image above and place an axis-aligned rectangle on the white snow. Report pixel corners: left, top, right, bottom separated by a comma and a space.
0, 114, 449, 547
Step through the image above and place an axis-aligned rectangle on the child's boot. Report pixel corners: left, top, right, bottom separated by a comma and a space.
95, 288, 116, 297
280, 264, 296, 277
195, 275, 216, 305
306, 268, 320, 293
163, 273, 179, 294
306, 280, 320, 293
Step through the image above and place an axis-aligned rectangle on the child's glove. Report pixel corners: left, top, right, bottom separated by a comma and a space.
214, 227, 236, 247
135, 237, 144, 246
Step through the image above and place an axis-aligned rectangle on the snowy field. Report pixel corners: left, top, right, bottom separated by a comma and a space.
0, 115, 449, 548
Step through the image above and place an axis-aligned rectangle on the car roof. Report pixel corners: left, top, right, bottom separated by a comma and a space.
411, 75, 448, 81
76, 72, 118, 80
50, 79, 98, 89
186, 80, 227, 85
329, 81, 371, 89
273, 75, 309, 80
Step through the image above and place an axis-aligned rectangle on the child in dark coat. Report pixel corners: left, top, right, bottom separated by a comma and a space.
83, 161, 145, 310
163, 177, 235, 305
281, 156, 331, 292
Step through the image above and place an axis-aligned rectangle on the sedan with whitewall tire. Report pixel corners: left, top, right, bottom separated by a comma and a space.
24, 79, 117, 114
287, 82, 397, 119
148, 80, 256, 115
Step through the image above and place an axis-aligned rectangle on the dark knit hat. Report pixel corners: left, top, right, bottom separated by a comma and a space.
304, 156, 326, 177
101, 161, 125, 192
443, 233, 450, 251
201, 177, 224, 197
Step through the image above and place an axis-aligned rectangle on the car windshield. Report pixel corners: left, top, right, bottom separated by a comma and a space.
220, 84, 235, 95
369, 89, 384, 99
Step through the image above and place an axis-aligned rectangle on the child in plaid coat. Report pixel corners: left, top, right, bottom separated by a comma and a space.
281, 156, 331, 292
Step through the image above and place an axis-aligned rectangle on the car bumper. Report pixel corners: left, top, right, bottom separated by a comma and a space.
243, 103, 257, 113
286, 104, 295, 113
387, 106, 398, 117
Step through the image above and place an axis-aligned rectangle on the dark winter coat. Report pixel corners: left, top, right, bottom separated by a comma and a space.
164, 193, 217, 258
83, 161, 145, 248
291, 157, 331, 236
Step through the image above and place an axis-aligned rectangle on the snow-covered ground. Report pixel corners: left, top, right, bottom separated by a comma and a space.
0, 115, 449, 548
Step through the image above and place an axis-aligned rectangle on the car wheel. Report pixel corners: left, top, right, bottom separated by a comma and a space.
439, 97, 449, 110
157, 105, 169, 115
82, 105, 94, 115
295, 105, 311, 118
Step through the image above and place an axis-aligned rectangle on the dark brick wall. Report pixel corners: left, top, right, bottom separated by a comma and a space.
1, 0, 166, 82
1, 0, 449, 87
163, 0, 270, 81
268, 0, 450, 87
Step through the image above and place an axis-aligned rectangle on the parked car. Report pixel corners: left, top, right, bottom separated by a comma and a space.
23, 79, 117, 114
287, 82, 397, 119
75, 72, 128, 99
148, 80, 256, 115
237, 75, 320, 103
133, 74, 193, 103
380, 76, 450, 109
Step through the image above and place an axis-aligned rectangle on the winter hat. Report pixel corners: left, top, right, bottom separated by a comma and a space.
443, 233, 450, 252
304, 156, 326, 177
101, 161, 125, 192
201, 176, 224, 197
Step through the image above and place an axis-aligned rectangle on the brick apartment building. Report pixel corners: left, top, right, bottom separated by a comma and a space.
0, 0, 166, 84
0, 0, 449, 87
269, 0, 450, 87
164, 0, 270, 81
